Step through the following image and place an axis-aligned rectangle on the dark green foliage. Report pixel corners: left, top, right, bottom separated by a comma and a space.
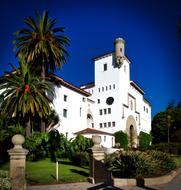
106, 151, 158, 178
70, 152, 89, 166
0, 170, 11, 190
114, 131, 128, 149
152, 112, 168, 143
55, 133, 71, 158
139, 131, 152, 148
70, 134, 93, 152
68, 135, 93, 166
147, 150, 176, 171
24, 131, 71, 161
0, 124, 25, 163
24, 132, 92, 164
152, 102, 181, 143
106, 150, 176, 178
24, 132, 49, 161
150, 143, 181, 155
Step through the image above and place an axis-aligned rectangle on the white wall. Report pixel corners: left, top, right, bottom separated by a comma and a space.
53, 85, 94, 139
82, 134, 115, 148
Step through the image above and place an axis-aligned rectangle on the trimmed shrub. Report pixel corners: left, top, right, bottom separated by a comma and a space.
114, 131, 128, 149
139, 131, 152, 148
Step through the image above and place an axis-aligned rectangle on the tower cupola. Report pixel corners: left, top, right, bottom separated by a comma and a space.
115, 37, 125, 67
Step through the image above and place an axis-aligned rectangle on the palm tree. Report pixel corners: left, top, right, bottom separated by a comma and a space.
0, 62, 54, 136
46, 110, 60, 132
14, 10, 70, 77
14, 11, 69, 132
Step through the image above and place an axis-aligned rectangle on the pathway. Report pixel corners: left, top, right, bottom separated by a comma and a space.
28, 173, 181, 190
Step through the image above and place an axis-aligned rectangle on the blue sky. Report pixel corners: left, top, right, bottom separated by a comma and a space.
0, 0, 181, 117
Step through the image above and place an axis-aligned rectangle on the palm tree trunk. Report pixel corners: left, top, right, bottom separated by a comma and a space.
40, 62, 46, 132
40, 117, 46, 132
26, 116, 31, 137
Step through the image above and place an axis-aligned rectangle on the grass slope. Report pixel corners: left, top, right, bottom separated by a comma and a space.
0, 159, 89, 185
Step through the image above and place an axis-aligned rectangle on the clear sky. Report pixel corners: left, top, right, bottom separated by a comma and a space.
0, 0, 181, 117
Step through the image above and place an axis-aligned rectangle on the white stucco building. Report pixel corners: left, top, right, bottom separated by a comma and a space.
51, 37, 151, 148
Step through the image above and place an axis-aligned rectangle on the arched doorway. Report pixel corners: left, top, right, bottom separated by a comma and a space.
130, 125, 134, 147
126, 115, 138, 147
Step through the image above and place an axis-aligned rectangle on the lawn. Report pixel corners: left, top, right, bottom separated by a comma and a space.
0, 159, 89, 185
0, 155, 181, 185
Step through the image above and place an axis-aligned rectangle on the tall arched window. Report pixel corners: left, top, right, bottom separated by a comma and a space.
130, 100, 133, 110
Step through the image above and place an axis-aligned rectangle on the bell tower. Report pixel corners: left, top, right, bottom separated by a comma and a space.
115, 37, 125, 67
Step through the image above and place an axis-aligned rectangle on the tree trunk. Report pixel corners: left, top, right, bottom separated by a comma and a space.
41, 118, 46, 132
40, 62, 46, 132
26, 116, 31, 137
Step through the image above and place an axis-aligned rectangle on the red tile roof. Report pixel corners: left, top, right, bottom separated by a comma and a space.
74, 128, 113, 136
49, 74, 91, 97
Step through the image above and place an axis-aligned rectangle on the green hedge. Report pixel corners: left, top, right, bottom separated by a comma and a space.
114, 131, 128, 149
139, 131, 152, 148
150, 143, 181, 155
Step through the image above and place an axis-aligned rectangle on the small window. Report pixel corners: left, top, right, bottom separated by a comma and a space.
64, 95, 67, 102
112, 121, 115, 127
82, 97, 86, 102
98, 99, 100, 104
144, 106, 145, 111
106, 86, 108, 91
124, 65, 126, 72
92, 123, 94, 128
100, 123, 102, 128
80, 107, 82, 117
109, 85, 111, 90
92, 89, 94, 94
100, 109, 102, 115
63, 109, 67, 118
103, 63, 107, 71
104, 136, 106, 142
108, 108, 111, 114
99, 88, 100, 92
146, 108, 148, 113
104, 109, 107, 114
102, 87, 104, 92
108, 122, 111, 127
120, 48, 122, 52
113, 84, 115, 89
104, 123, 107, 128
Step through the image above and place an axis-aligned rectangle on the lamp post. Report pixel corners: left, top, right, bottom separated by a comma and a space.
167, 115, 171, 143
